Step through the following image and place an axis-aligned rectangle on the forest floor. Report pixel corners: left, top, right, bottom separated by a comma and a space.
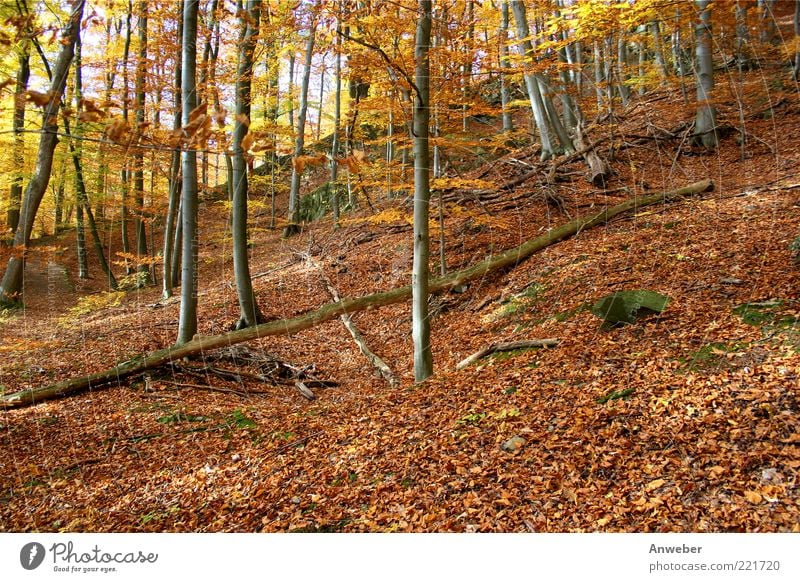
1, 72, 799, 532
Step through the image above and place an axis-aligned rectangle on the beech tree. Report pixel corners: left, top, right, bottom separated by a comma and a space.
412, 0, 433, 382
285, 3, 318, 237
0, 0, 86, 306
693, 0, 718, 148
177, 0, 200, 345
231, 0, 264, 329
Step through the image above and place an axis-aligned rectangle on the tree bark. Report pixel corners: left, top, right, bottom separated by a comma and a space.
510, 0, 554, 160
231, 0, 264, 329
176, 0, 200, 345
693, 0, 718, 148
284, 10, 317, 236
412, 0, 433, 382
162, 0, 184, 299
499, 1, 514, 133
794, 0, 800, 80
0, 0, 85, 306
8, 40, 30, 233
133, 0, 150, 283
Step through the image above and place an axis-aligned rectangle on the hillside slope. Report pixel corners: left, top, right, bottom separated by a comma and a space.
1, 84, 799, 532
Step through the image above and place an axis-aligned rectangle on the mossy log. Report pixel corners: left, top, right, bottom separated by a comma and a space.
0, 179, 713, 408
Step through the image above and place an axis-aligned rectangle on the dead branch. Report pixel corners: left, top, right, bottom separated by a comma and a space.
303, 254, 400, 387
456, 339, 560, 370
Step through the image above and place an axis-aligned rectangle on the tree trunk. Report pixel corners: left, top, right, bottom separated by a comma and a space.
499, 1, 514, 133
162, 0, 184, 299
0, 0, 85, 306
794, 0, 800, 80
412, 0, 433, 382
120, 3, 133, 275
133, 0, 150, 284
232, 0, 264, 329
8, 42, 30, 234
0, 179, 714, 407
284, 12, 317, 236
177, 0, 200, 345
651, 21, 668, 82
759, 0, 777, 44
510, 0, 554, 160
72, 35, 88, 281
331, 4, 343, 227
693, 0, 718, 149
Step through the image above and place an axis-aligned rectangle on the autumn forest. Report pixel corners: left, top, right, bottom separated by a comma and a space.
0, 0, 799, 532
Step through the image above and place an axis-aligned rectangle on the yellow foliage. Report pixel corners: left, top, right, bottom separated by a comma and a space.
58, 292, 125, 327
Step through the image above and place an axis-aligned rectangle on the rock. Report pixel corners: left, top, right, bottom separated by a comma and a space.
501, 435, 526, 452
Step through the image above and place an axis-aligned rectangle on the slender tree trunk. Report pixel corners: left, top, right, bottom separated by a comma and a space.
76, 200, 88, 279
616, 35, 630, 106
735, 2, 751, 72
133, 0, 150, 284
593, 40, 604, 108
317, 58, 325, 142
0, 0, 85, 306
759, 0, 777, 44
232, 0, 264, 329
163, 0, 184, 299
651, 20, 668, 82
284, 12, 317, 236
510, 0, 554, 160
412, 0, 433, 382
177, 0, 200, 345
53, 157, 66, 230
331, 4, 343, 227
693, 0, 717, 149
8, 42, 30, 234
287, 53, 296, 129
794, 0, 800, 80
499, 1, 513, 133
72, 36, 88, 280
120, 2, 133, 274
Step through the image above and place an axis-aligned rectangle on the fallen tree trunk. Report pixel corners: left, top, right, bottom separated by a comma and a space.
456, 338, 560, 370
0, 179, 713, 408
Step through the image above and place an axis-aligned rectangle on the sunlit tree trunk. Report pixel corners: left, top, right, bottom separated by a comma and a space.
53, 157, 66, 230
163, 0, 184, 299
693, 0, 718, 149
133, 0, 151, 284
177, 0, 200, 345
412, 0, 433, 382
285, 11, 317, 236
499, 1, 513, 133
510, 0, 554, 160
593, 40, 604, 108
8, 40, 30, 234
650, 20, 668, 82
72, 36, 88, 280
0, 0, 85, 306
120, 3, 133, 274
232, 0, 264, 329
331, 3, 343, 226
